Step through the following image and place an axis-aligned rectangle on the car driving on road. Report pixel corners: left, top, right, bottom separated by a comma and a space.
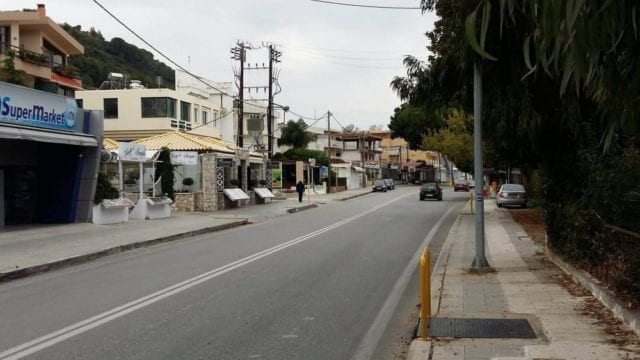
419, 182, 442, 201
373, 179, 387, 192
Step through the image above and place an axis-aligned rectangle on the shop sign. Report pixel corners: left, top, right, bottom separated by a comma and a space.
118, 143, 147, 162
0, 82, 79, 132
170, 151, 198, 165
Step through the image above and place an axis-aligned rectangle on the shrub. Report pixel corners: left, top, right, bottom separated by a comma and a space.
94, 172, 119, 204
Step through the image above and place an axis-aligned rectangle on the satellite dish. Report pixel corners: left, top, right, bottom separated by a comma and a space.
100, 150, 113, 162
344, 124, 355, 132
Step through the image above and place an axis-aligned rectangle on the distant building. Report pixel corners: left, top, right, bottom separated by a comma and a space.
0, 4, 101, 225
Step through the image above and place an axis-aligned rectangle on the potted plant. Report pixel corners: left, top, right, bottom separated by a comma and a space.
182, 177, 194, 192
92, 172, 133, 225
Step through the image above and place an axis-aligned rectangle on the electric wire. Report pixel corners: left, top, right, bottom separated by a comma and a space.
309, 0, 422, 10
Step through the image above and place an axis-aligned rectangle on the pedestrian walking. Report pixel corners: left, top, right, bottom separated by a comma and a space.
296, 180, 305, 203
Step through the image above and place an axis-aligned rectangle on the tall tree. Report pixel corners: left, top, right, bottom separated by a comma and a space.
278, 119, 317, 149
422, 108, 474, 174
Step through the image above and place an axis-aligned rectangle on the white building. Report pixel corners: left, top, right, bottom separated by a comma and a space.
76, 70, 224, 141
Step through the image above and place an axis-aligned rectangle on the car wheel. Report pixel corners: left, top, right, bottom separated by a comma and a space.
497, 203, 502, 208
438, 196, 442, 201
522, 203, 527, 209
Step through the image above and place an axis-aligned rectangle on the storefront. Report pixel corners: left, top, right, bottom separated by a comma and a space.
0, 82, 101, 225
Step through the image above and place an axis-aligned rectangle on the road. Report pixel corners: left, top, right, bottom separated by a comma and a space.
0, 186, 468, 360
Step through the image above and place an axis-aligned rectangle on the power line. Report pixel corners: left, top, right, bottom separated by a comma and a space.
287, 47, 423, 61
92, 0, 268, 112
279, 43, 424, 54
309, 0, 422, 10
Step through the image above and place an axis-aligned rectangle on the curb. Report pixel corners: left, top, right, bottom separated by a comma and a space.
336, 191, 372, 201
0, 219, 249, 283
546, 247, 640, 337
286, 204, 318, 213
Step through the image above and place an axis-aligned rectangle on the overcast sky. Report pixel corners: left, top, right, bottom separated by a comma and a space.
10, 0, 436, 130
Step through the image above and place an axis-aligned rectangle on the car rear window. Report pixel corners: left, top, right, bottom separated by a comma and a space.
422, 183, 437, 190
502, 184, 525, 192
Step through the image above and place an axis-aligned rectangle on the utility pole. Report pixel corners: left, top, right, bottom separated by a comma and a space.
472, 61, 489, 269
230, 42, 246, 148
267, 45, 282, 159
327, 110, 332, 193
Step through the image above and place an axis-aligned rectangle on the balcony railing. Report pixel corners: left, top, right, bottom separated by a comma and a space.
1, 43, 79, 78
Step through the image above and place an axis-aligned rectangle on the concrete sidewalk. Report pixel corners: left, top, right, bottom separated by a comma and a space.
0, 187, 372, 282
407, 201, 640, 360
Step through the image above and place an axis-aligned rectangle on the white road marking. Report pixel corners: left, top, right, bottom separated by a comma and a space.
0, 193, 412, 360
351, 204, 456, 360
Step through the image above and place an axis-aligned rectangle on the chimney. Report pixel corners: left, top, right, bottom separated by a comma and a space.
37, 4, 46, 17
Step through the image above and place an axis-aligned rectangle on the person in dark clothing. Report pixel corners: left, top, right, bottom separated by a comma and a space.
296, 181, 305, 203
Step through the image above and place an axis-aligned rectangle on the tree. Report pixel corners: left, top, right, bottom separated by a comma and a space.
281, 148, 329, 167
422, 108, 473, 174
388, 104, 443, 149
278, 119, 317, 148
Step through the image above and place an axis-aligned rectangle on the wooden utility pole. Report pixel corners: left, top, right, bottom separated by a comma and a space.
267, 45, 281, 159
231, 42, 246, 147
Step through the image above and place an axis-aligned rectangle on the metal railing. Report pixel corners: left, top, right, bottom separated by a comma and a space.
0, 43, 79, 78
590, 224, 640, 303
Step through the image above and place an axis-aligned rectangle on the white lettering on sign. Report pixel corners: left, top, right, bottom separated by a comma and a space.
118, 143, 147, 162
170, 151, 198, 165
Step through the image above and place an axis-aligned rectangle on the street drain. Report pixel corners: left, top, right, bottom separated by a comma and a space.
424, 317, 536, 339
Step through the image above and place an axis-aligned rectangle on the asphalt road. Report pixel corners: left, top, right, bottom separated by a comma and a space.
0, 186, 468, 360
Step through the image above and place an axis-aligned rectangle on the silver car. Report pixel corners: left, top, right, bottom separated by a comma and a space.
496, 184, 527, 208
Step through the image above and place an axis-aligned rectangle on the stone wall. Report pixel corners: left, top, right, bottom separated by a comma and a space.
174, 192, 198, 212
201, 153, 218, 211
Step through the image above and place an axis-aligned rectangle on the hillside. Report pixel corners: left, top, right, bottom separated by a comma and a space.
61, 24, 175, 90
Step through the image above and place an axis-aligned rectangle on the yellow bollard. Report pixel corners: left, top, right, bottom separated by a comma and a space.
470, 192, 474, 214
419, 247, 431, 339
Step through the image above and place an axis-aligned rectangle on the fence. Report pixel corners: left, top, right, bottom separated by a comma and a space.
589, 224, 640, 304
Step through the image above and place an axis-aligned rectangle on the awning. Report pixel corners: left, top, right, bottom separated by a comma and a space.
50, 72, 83, 90
0, 125, 97, 147
351, 166, 365, 173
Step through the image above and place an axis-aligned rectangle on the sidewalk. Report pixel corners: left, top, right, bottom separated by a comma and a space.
408, 201, 640, 360
0, 187, 372, 281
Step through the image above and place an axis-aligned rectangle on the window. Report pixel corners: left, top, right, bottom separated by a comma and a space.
103, 98, 118, 119
202, 110, 208, 126
193, 106, 199, 124
76, 99, 83, 108
0, 26, 10, 54
141, 97, 176, 118
180, 101, 191, 122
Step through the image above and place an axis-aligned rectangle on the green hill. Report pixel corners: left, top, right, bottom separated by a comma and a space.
61, 24, 175, 90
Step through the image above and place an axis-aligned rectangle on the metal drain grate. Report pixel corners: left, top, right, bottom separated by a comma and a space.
427, 317, 536, 338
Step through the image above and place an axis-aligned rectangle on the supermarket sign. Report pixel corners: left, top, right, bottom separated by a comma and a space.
0, 82, 79, 132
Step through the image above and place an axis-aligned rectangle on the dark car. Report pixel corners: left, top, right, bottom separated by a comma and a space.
496, 184, 527, 208
454, 180, 469, 192
373, 179, 387, 192
383, 178, 395, 190
420, 182, 442, 201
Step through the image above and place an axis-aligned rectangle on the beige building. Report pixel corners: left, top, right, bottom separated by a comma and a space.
0, 4, 84, 96
370, 131, 439, 166
76, 86, 222, 141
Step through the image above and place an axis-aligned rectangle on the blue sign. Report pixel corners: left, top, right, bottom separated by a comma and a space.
0, 82, 79, 132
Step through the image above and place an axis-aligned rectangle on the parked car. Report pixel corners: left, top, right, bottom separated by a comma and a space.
383, 178, 395, 190
420, 182, 442, 201
373, 179, 387, 192
468, 180, 475, 189
454, 180, 469, 192
496, 184, 527, 208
